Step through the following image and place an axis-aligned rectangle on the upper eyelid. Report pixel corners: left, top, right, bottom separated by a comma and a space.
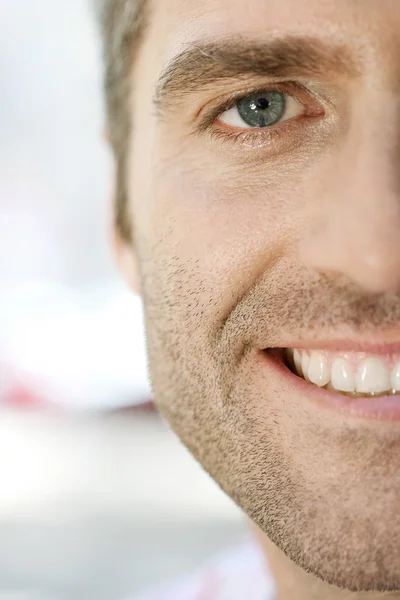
217, 84, 301, 113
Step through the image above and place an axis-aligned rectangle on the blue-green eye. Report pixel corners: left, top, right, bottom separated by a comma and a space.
219, 91, 303, 129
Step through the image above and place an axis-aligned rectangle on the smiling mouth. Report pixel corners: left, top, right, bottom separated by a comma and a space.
281, 348, 400, 398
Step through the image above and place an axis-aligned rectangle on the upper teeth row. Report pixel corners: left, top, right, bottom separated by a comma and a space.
287, 349, 400, 395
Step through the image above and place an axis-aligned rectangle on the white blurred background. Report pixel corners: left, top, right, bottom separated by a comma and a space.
0, 0, 150, 410
0, 0, 246, 597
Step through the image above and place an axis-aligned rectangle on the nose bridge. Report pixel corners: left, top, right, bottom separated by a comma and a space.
343, 103, 400, 230
301, 89, 400, 294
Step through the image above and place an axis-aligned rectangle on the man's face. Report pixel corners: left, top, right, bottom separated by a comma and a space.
122, 0, 400, 591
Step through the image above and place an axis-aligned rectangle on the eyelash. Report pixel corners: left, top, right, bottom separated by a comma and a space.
196, 82, 324, 147
208, 125, 285, 147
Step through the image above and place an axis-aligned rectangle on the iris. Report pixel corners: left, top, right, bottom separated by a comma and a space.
237, 91, 286, 128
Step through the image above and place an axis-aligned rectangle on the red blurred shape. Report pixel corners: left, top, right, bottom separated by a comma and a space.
3, 384, 47, 408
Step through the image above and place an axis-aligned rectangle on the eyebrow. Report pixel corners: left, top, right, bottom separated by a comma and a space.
154, 35, 359, 111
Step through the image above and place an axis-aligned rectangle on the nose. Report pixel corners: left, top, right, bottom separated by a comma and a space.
300, 97, 400, 294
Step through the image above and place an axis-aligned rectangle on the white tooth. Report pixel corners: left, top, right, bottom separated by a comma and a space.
356, 357, 391, 394
301, 352, 310, 381
391, 362, 400, 392
331, 358, 355, 392
293, 349, 303, 376
307, 351, 330, 387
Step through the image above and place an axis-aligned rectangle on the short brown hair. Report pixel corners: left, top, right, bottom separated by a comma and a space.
97, 0, 147, 242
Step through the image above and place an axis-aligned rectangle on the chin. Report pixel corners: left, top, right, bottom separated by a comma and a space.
311, 557, 400, 593
263, 509, 400, 593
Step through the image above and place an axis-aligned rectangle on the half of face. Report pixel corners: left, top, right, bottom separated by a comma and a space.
117, 0, 400, 592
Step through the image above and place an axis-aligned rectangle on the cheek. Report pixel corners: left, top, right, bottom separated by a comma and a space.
147, 158, 307, 301
129, 125, 325, 340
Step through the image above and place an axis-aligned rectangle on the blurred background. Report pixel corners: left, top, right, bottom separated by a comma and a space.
0, 0, 246, 597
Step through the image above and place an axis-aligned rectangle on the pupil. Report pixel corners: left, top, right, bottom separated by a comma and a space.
255, 97, 270, 111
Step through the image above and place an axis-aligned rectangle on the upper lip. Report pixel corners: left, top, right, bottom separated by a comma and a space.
277, 337, 400, 354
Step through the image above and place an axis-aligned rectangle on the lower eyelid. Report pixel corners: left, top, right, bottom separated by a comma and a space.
212, 118, 295, 144
209, 110, 324, 150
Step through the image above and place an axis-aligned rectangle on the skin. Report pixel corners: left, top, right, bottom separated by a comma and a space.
115, 0, 400, 597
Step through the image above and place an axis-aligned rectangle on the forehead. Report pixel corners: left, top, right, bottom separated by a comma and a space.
146, 0, 400, 66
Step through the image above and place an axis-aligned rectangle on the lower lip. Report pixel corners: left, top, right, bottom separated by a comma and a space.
261, 349, 400, 422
